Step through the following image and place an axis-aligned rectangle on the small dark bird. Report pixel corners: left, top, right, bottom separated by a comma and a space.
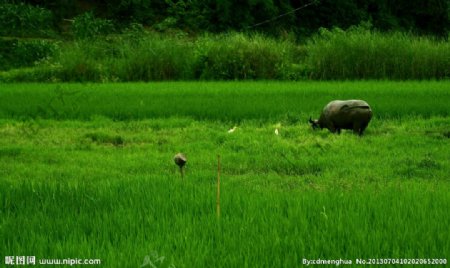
174, 153, 187, 179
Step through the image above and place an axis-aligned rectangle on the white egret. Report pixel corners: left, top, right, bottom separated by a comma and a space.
228, 126, 237, 133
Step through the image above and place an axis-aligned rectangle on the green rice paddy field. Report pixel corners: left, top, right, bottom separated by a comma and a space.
0, 81, 449, 267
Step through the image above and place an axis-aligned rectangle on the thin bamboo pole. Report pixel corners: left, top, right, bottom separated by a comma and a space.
216, 155, 221, 218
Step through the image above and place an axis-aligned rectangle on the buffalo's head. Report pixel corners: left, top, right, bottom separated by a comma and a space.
309, 117, 320, 130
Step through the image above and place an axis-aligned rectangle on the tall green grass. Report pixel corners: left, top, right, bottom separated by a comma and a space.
306, 26, 450, 79
194, 33, 297, 80
55, 34, 196, 82
0, 81, 449, 121
1, 82, 449, 267
1, 178, 448, 267
1, 114, 449, 267
3, 33, 297, 82
1, 29, 448, 81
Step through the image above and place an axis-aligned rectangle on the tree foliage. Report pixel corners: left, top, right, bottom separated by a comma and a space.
2, 0, 449, 37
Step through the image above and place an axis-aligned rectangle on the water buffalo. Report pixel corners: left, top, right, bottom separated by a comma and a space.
309, 100, 372, 136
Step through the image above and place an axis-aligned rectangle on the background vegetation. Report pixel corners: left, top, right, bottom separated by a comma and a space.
1, 29, 449, 82
1, 1, 449, 81
4, 0, 449, 37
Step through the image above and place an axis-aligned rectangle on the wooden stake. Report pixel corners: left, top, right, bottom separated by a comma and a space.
216, 155, 221, 218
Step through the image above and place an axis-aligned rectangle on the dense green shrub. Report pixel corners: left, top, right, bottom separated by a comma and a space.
0, 66, 60, 82
0, 39, 18, 71
72, 12, 115, 40
0, 3, 55, 37
0, 39, 59, 71
306, 26, 450, 80
6, 0, 450, 38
